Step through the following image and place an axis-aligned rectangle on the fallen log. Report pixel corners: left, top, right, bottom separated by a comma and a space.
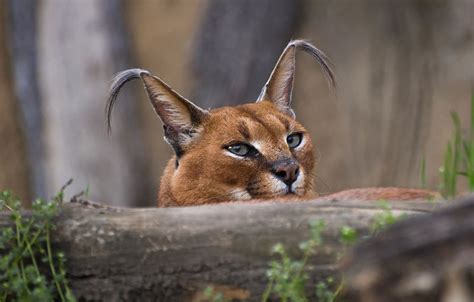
0, 198, 436, 301
343, 194, 474, 302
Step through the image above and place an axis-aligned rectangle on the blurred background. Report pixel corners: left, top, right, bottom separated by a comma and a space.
0, 0, 473, 207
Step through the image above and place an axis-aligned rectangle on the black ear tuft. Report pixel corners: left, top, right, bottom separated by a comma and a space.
106, 68, 151, 134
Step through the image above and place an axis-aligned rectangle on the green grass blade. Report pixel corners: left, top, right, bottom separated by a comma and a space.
451, 112, 462, 196
419, 156, 426, 188
420, 156, 426, 188
469, 92, 474, 190
440, 142, 453, 198
471, 91, 474, 140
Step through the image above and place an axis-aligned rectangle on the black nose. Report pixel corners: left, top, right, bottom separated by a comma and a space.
271, 160, 300, 186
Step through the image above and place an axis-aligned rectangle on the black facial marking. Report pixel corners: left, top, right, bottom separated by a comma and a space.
163, 125, 184, 158
237, 121, 251, 140
245, 178, 260, 198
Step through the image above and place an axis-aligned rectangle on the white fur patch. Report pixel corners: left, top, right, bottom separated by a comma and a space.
267, 168, 305, 195
163, 102, 191, 129
230, 189, 252, 201
250, 141, 264, 153
269, 176, 289, 193
291, 170, 305, 194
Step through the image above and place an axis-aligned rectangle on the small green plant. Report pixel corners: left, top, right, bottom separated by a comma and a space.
263, 220, 326, 302
339, 226, 358, 246
262, 200, 410, 301
0, 183, 75, 302
370, 201, 406, 234
439, 112, 463, 198
464, 93, 474, 190
203, 286, 228, 302
315, 276, 343, 302
438, 93, 474, 198
263, 220, 349, 302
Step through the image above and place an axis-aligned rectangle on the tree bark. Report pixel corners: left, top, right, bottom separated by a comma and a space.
37, 0, 152, 206
0, 0, 31, 203
1, 0, 39, 202
0, 199, 435, 301
191, 0, 300, 108
293, 0, 474, 192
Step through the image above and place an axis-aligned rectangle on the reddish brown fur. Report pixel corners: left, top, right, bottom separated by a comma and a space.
315, 187, 440, 202
158, 101, 315, 207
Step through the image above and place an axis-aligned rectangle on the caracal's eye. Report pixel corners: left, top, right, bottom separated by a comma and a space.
227, 143, 251, 156
287, 133, 303, 149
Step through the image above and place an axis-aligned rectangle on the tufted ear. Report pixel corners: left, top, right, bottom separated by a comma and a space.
257, 40, 336, 118
106, 69, 209, 156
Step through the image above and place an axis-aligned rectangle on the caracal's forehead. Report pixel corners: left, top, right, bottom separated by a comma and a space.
204, 102, 305, 147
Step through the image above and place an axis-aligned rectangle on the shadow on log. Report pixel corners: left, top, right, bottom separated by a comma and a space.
344, 195, 474, 302
0, 198, 433, 301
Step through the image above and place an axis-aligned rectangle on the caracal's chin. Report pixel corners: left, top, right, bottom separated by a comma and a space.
243, 171, 307, 200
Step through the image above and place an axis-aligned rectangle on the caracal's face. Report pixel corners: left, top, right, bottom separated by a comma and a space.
167, 101, 315, 205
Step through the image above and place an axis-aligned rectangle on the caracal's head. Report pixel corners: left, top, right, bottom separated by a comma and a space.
107, 40, 335, 207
